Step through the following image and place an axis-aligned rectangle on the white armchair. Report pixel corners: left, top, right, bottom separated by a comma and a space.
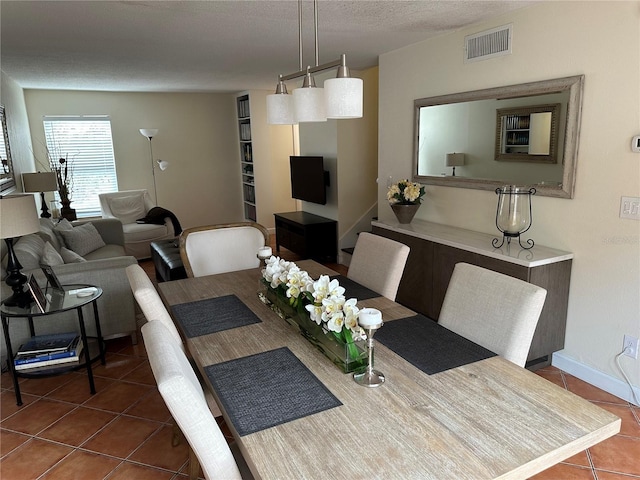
99, 189, 175, 259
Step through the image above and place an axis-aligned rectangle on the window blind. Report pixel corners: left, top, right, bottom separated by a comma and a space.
43, 116, 118, 218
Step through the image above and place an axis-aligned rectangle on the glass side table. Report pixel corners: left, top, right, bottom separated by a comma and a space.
1, 284, 106, 406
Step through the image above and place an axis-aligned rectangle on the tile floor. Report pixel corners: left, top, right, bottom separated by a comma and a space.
1, 258, 638, 479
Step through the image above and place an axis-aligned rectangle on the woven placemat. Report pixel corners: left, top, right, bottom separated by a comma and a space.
376, 314, 497, 375
330, 275, 379, 300
171, 295, 261, 338
205, 347, 342, 436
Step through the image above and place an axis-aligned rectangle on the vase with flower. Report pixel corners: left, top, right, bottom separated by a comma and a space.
387, 179, 425, 224
51, 156, 76, 221
258, 256, 368, 373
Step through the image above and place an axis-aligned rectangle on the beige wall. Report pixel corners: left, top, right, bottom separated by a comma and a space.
23, 90, 243, 229
379, 2, 639, 397
299, 67, 379, 245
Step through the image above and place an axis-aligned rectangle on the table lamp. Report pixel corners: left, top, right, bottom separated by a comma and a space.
446, 153, 465, 177
0, 194, 40, 307
22, 172, 58, 218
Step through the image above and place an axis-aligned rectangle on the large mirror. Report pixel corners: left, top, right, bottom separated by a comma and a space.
413, 75, 584, 198
0, 105, 16, 194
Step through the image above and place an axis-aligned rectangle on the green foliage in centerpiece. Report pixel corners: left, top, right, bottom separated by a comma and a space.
260, 256, 367, 373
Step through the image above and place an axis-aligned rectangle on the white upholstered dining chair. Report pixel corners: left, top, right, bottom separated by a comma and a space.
179, 222, 269, 278
438, 262, 547, 367
347, 232, 410, 301
125, 263, 222, 418
142, 321, 252, 480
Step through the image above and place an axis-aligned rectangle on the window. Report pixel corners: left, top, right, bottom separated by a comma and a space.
43, 116, 118, 218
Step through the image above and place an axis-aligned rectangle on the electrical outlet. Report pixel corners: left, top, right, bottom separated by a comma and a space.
623, 335, 639, 359
620, 197, 640, 220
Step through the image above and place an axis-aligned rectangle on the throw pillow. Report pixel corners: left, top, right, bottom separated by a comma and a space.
60, 247, 87, 264
41, 241, 64, 266
59, 222, 106, 257
108, 193, 147, 225
53, 218, 75, 247
7, 234, 45, 272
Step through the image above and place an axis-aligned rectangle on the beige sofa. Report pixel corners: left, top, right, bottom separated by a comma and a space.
1, 218, 138, 366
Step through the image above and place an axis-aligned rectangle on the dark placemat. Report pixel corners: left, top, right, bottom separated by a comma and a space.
171, 295, 261, 338
330, 275, 379, 300
376, 314, 497, 375
205, 347, 342, 436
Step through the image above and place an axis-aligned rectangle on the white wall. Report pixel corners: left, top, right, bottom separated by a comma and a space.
23, 90, 243, 229
379, 2, 639, 399
298, 67, 379, 245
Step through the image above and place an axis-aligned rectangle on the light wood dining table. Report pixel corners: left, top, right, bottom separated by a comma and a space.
158, 259, 620, 480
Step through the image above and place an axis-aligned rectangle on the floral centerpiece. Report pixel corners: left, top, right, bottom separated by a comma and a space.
387, 179, 425, 205
387, 179, 425, 224
260, 256, 368, 373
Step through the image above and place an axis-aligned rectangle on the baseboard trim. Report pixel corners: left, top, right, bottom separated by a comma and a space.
552, 351, 639, 406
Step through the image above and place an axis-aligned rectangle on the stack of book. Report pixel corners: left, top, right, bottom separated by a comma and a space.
14, 332, 84, 371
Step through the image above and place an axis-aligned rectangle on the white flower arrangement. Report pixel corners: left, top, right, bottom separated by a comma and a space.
387, 179, 425, 205
262, 256, 365, 341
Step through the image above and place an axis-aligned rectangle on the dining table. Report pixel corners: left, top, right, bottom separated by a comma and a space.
158, 259, 620, 480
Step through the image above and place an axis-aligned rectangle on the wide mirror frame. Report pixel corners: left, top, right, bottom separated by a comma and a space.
413, 75, 584, 199
0, 105, 17, 195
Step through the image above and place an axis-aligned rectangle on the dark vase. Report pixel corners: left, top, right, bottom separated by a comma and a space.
60, 199, 77, 221
390, 203, 420, 224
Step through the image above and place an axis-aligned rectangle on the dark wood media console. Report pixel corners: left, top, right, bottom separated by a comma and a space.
274, 211, 337, 263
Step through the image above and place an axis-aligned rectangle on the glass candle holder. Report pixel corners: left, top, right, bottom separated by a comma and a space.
492, 186, 536, 250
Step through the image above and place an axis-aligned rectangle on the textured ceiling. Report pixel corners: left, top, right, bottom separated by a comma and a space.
1, 0, 536, 93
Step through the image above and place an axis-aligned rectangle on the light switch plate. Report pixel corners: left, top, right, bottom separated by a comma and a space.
620, 196, 640, 220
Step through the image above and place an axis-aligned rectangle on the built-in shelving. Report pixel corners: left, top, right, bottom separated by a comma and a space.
236, 94, 256, 221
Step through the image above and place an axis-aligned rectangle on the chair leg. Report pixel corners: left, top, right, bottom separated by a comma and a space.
172, 422, 182, 447
188, 445, 201, 480
130, 330, 138, 345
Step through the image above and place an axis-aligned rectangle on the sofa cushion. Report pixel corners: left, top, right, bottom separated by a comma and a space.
108, 193, 146, 225
123, 222, 170, 242
60, 247, 87, 263
42, 241, 64, 266
83, 244, 127, 261
59, 222, 106, 257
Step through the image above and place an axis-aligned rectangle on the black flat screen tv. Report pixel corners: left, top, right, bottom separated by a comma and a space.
290, 156, 328, 205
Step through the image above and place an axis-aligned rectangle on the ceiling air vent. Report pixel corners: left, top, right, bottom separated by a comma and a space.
464, 24, 512, 63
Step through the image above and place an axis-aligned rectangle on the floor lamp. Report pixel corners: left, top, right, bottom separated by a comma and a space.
22, 172, 58, 218
139, 129, 169, 205
0, 194, 40, 307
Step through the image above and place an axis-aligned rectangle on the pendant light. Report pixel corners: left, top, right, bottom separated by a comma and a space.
267, 0, 362, 124
293, 68, 327, 122
325, 54, 363, 119
267, 76, 295, 124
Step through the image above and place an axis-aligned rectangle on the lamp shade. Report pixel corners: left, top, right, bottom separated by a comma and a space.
324, 77, 363, 119
267, 93, 295, 125
157, 159, 170, 171
446, 153, 465, 167
139, 128, 159, 139
22, 172, 58, 193
0, 194, 40, 239
294, 87, 327, 122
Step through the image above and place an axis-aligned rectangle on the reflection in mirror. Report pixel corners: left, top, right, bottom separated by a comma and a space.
495, 103, 560, 163
413, 75, 584, 198
0, 105, 16, 194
